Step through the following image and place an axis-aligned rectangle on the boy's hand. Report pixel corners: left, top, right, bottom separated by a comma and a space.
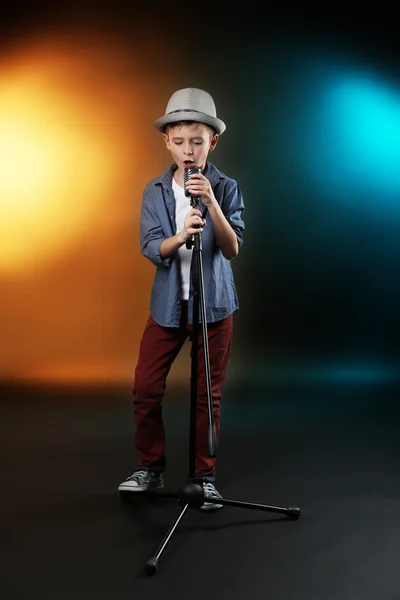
184, 173, 216, 207
179, 208, 206, 244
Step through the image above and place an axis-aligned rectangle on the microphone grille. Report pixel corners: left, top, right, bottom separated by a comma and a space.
183, 164, 201, 198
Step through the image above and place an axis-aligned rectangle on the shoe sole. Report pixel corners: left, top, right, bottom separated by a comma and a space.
200, 501, 223, 510
118, 481, 164, 493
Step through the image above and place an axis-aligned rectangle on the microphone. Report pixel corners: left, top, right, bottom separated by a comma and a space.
183, 164, 202, 208
183, 164, 202, 249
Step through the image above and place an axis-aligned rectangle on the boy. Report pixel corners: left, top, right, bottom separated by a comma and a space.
118, 88, 245, 509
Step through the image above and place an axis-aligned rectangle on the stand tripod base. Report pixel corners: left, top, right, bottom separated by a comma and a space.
121, 482, 301, 576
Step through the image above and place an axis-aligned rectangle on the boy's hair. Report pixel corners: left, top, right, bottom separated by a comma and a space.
164, 120, 217, 138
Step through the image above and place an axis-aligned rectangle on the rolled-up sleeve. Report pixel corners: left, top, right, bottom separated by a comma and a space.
221, 180, 245, 248
140, 188, 173, 268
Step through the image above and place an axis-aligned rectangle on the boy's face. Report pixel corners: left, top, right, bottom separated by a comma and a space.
163, 122, 218, 173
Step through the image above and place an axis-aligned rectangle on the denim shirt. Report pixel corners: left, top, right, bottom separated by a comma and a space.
140, 161, 245, 327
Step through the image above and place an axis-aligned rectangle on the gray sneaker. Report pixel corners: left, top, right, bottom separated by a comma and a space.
201, 481, 223, 511
118, 469, 164, 492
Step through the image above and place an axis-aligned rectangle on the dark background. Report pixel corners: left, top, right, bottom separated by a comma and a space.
1, 3, 400, 598
1, 1, 400, 383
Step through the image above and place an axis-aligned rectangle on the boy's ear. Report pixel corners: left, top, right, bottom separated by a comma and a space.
209, 134, 219, 152
163, 133, 171, 149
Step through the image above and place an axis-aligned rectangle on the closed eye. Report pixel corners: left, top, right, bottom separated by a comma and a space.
173, 141, 204, 145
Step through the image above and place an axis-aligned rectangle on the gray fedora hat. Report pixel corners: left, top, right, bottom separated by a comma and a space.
154, 88, 226, 135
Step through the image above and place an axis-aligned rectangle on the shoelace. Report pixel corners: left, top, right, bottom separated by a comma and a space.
129, 470, 149, 483
203, 482, 220, 497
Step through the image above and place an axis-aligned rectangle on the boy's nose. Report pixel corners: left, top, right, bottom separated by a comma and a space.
183, 143, 194, 155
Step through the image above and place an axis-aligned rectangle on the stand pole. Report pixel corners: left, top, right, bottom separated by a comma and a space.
188, 226, 216, 481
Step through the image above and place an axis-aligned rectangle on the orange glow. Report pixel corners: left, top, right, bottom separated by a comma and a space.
0, 33, 181, 384
0, 46, 133, 272
14, 349, 192, 387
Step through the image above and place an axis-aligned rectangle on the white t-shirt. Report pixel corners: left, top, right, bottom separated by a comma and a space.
172, 178, 193, 300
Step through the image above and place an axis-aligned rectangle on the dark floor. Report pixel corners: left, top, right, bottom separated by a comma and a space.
1, 380, 400, 599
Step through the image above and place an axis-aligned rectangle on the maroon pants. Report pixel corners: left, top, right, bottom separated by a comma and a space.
133, 302, 233, 478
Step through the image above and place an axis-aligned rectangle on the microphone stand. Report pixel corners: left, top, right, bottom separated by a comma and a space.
121, 188, 301, 577
187, 195, 217, 473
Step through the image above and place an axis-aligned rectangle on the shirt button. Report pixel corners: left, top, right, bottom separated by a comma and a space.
170, 214, 173, 219
177, 300, 180, 304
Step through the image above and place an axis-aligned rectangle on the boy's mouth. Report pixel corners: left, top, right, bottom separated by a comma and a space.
183, 160, 194, 166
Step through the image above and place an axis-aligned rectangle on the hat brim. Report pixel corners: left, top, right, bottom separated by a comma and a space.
154, 110, 226, 135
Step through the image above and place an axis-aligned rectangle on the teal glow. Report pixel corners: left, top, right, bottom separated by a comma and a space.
292, 65, 400, 206
326, 78, 400, 195
243, 363, 400, 384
